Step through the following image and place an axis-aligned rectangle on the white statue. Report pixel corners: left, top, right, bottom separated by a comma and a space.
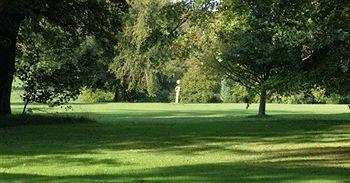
175, 80, 181, 104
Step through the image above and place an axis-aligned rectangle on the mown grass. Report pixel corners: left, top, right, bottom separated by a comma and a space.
0, 115, 94, 128
1, 103, 350, 182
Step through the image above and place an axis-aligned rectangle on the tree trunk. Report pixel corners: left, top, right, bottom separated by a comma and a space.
258, 88, 267, 116
0, 18, 21, 116
22, 99, 30, 115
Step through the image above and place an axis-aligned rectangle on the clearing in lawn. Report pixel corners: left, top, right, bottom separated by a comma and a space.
1, 103, 350, 183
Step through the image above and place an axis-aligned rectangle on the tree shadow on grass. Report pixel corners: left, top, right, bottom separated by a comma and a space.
0, 111, 350, 182
0, 113, 348, 156
0, 114, 95, 128
0, 159, 350, 182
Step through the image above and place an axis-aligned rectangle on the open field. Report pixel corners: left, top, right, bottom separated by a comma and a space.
1, 103, 350, 182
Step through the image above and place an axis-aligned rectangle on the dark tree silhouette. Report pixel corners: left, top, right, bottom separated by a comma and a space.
0, 0, 128, 115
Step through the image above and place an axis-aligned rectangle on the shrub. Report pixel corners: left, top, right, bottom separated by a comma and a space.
80, 89, 114, 103
219, 79, 258, 103
325, 94, 350, 104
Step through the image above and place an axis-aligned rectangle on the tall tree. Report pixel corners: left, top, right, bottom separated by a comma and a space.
110, 0, 190, 97
0, 0, 127, 115
202, 0, 304, 115
110, 0, 218, 100
197, 0, 349, 115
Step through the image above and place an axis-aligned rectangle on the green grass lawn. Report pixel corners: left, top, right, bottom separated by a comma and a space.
1, 103, 350, 182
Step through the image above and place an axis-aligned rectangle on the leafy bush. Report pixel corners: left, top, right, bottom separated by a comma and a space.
325, 94, 350, 104
230, 84, 258, 103
270, 87, 350, 104
220, 79, 258, 103
271, 92, 315, 104
80, 89, 115, 103
311, 87, 327, 104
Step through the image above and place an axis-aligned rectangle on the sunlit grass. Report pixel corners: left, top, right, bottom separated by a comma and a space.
1, 103, 350, 182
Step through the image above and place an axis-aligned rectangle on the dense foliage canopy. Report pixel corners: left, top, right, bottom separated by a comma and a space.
1, 0, 348, 116
0, 0, 127, 114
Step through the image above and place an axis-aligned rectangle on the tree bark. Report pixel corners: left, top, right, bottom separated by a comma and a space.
258, 88, 267, 116
0, 17, 21, 115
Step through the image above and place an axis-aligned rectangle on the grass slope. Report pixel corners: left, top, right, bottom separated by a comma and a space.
1, 103, 350, 183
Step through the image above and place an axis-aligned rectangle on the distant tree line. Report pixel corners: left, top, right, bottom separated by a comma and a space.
1, 0, 349, 116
